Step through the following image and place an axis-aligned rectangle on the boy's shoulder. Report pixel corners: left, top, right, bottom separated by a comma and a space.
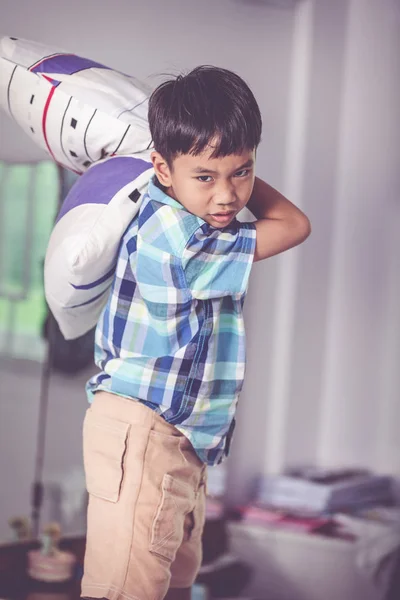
137, 180, 205, 257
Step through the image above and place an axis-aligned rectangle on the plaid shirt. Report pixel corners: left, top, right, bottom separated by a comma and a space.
87, 177, 256, 465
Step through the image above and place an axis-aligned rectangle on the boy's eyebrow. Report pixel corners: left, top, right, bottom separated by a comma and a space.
191, 158, 254, 175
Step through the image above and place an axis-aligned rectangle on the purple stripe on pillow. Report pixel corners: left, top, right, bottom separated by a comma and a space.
66, 288, 108, 309
56, 157, 152, 222
71, 266, 115, 290
31, 54, 111, 78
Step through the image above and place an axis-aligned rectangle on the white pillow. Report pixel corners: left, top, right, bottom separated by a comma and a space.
0, 36, 154, 339
45, 157, 153, 339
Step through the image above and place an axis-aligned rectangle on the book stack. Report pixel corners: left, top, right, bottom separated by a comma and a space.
256, 467, 394, 514
241, 504, 331, 533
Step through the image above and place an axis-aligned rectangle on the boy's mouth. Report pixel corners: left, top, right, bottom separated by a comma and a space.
210, 211, 235, 224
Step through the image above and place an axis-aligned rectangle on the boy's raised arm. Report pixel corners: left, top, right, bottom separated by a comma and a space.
247, 177, 311, 263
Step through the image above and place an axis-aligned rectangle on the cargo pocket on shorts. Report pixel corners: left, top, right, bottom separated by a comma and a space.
150, 473, 195, 562
83, 409, 130, 503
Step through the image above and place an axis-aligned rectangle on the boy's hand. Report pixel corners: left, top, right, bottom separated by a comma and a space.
247, 177, 311, 262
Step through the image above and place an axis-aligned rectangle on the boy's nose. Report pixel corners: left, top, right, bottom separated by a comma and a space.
215, 184, 236, 206
216, 198, 236, 209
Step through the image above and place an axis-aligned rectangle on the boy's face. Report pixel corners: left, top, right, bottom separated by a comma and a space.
151, 145, 256, 228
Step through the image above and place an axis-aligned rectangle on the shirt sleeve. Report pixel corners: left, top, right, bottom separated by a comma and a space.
181, 221, 257, 300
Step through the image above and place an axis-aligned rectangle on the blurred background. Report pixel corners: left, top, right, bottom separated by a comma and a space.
0, 0, 400, 598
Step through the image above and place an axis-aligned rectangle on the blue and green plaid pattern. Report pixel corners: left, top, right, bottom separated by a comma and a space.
87, 177, 256, 465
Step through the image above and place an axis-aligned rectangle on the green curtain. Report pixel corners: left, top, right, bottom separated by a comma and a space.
0, 161, 59, 359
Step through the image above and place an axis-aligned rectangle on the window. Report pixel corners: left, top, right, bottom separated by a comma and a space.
0, 161, 60, 360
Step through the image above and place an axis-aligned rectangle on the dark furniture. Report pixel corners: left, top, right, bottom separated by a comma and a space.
0, 536, 85, 599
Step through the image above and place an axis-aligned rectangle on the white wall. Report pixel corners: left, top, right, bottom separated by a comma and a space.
318, 0, 400, 471
228, 0, 400, 502
1, 0, 399, 527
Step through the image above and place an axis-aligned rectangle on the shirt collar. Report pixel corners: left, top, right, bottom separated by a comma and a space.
148, 176, 185, 210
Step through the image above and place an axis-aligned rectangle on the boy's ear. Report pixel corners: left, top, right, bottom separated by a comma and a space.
151, 151, 173, 187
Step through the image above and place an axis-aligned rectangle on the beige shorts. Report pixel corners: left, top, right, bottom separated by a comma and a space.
81, 391, 207, 600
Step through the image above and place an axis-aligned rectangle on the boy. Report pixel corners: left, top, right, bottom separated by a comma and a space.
81, 66, 310, 600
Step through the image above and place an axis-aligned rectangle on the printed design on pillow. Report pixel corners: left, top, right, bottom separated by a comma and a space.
56, 155, 152, 222
0, 36, 153, 174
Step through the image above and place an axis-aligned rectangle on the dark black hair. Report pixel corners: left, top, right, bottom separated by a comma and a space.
148, 65, 262, 167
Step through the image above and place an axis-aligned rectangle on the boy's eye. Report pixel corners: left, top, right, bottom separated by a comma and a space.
196, 169, 250, 183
